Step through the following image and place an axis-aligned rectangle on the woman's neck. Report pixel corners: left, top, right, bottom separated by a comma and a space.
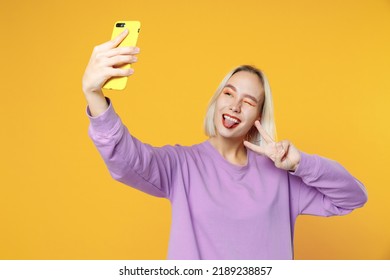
208, 136, 248, 166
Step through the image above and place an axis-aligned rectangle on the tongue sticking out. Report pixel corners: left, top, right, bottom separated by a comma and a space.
224, 118, 236, 128
223, 116, 239, 128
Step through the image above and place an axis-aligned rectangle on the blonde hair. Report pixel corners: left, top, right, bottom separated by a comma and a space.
204, 65, 276, 145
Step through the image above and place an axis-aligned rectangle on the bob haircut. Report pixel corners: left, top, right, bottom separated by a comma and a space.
203, 65, 276, 146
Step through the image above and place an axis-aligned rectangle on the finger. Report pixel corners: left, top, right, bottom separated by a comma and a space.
94, 29, 129, 53
109, 67, 135, 77
108, 28, 130, 49
273, 143, 285, 167
254, 120, 274, 144
274, 155, 291, 170
274, 141, 291, 167
106, 55, 138, 67
104, 46, 140, 58
243, 140, 266, 156
280, 141, 290, 160
278, 142, 287, 156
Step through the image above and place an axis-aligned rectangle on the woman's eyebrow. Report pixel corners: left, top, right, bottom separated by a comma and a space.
224, 84, 259, 103
224, 84, 237, 91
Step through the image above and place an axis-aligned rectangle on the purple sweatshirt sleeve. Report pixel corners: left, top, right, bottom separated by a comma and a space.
290, 152, 368, 217
87, 98, 178, 198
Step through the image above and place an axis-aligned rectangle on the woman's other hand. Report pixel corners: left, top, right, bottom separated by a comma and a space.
244, 121, 301, 172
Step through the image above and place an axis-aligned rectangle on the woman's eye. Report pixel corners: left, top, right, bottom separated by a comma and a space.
244, 101, 255, 106
224, 92, 232, 97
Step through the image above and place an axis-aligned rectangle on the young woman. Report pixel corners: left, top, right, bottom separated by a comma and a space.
82, 30, 367, 259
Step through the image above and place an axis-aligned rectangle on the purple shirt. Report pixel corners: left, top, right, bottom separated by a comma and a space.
87, 99, 367, 259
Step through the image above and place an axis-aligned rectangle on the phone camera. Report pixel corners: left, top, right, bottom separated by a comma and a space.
116, 23, 126, 28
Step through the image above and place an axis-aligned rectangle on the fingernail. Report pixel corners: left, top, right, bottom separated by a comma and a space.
134, 47, 140, 53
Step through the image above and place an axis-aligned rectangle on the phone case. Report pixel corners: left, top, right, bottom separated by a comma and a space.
103, 21, 141, 90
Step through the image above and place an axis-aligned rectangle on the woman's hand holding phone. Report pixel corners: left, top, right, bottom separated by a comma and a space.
82, 29, 140, 116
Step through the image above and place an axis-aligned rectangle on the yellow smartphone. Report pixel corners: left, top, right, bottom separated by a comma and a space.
103, 21, 141, 90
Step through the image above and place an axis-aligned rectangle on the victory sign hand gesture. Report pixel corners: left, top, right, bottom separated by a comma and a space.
244, 121, 301, 172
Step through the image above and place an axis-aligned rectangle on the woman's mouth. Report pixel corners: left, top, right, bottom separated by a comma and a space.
222, 114, 241, 129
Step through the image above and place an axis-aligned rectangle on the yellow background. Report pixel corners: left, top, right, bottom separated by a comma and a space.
0, 0, 389, 259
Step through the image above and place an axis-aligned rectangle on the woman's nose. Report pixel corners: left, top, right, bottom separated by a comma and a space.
230, 99, 242, 113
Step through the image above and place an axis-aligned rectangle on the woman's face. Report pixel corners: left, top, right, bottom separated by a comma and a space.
213, 71, 264, 141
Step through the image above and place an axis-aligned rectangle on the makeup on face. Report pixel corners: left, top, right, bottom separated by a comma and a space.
212, 73, 264, 144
